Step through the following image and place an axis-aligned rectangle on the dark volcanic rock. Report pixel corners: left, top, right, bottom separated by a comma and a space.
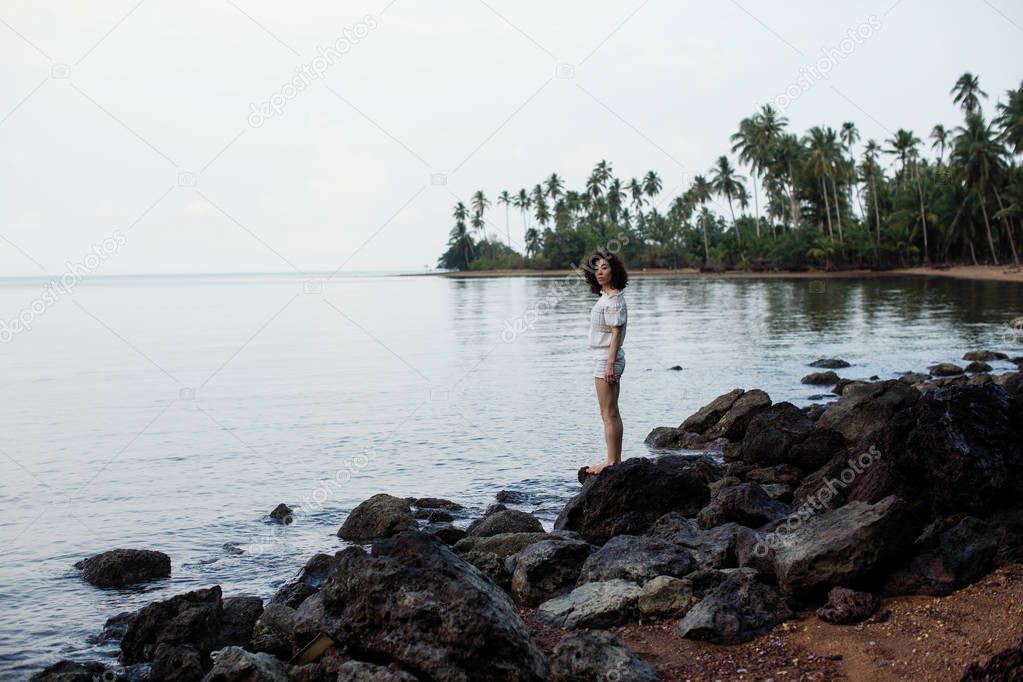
421, 522, 466, 545
643, 426, 703, 449
151, 643, 204, 681
676, 568, 792, 644
269, 503, 293, 524
696, 482, 791, 530
704, 390, 773, 440
961, 635, 1023, 681
510, 538, 594, 606
884, 516, 1002, 596
746, 463, 805, 486
462, 550, 512, 592
930, 362, 965, 377
810, 358, 851, 369
554, 456, 716, 544
335, 661, 419, 681
548, 630, 660, 682
965, 361, 993, 373
413, 508, 454, 522
816, 587, 879, 624
577, 535, 694, 586
338, 494, 416, 541
681, 388, 745, 433
413, 497, 464, 511
216, 595, 263, 649
29, 660, 121, 682
646, 514, 743, 570
121, 585, 224, 664
801, 371, 840, 386
454, 532, 555, 558
250, 603, 297, 659
816, 380, 920, 446
321, 531, 547, 681
467, 509, 544, 537
271, 553, 333, 608
963, 350, 1008, 362
788, 429, 846, 471
204, 646, 287, 681
740, 402, 815, 466
536, 579, 642, 629
74, 548, 171, 588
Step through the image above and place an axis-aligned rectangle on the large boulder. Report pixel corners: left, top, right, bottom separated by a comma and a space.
704, 390, 772, 441
454, 531, 566, 558
769, 496, 912, 596
121, 586, 224, 664
271, 553, 333, 608
250, 603, 297, 659
536, 579, 642, 629
739, 403, 815, 466
645, 514, 742, 570
74, 548, 170, 587
203, 646, 288, 681
29, 661, 122, 682
548, 630, 660, 682
681, 389, 745, 433
577, 535, 694, 586
676, 568, 791, 644
338, 494, 416, 541
638, 575, 697, 619
510, 538, 595, 606
816, 380, 920, 446
554, 456, 716, 544
884, 516, 1002, 596
696, 482, 791, 530
321, 531, 547, 681
216, 596, 263, 649
152, 643, 204, 681
467, 509, 544, 537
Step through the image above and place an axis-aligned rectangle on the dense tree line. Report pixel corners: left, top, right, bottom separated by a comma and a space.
438, 73, 1023, 272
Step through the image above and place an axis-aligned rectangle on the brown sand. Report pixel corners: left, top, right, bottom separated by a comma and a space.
521, 564, 1023, 681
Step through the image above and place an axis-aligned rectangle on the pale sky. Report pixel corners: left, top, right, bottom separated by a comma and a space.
2, 0, 1021, 276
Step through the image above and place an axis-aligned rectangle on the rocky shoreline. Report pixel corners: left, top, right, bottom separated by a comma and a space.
34, 351, 1023, 681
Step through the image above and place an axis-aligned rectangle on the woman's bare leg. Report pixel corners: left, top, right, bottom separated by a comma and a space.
587, 377, 622, 474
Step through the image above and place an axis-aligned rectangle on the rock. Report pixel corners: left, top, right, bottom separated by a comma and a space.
884, 516, 1001, 596
462, 550, 512, 591
203, 646, 288, 681
788, 429, 846, 471
965, 361, 993, 373
250, 603, 297, 659
704, 390, 773, 440
770, 496, 912, 596
29, 660, 120, 682
152, 643, 204, 681
638, 575, 696, 619
963, 350, 1008, 362
222, 543, 245, 555
899, 371, 930, 385
96, 610, 132, 643
643, 426, 703, 449
577, 535, 694, 586
554, 456, 716, 544
761, 484, 794, 503
216, 596, 263, 649
271, 553, 333, 608
739, 403, 815, 466
338, 494, 416, 541
292, 591, 347, 648
495, 490, 528, 503
801, 371, 839, 385
510, 538, 595, 606
413, 497, 464, 511
269, 503, 293, 524
696, 482, 791, 530
708, 476, 742, 497
467, 509, 544, 537
421, 522, 466, 545
961, 635, 1023, 681
791, 453, 854, 511
548, 630, 660, 682
745, 463, 805, 486
646, 515, 742, 570
816, 587, 879, 624
998, 371, 1023, 396
74, 548, 171, 588
454, 532, 555, 558
321, 531, 547, 681
121, 585, 224, 664
968, 372, 994, 385
681, 388, 745, 433
413, 508, 454, 522
930, 362, 964, 377
816, 380, 920, 446
336, 661, 419, 681
676, 568, 792, 644
810, 358, 850, 369
536, 579, 642, 629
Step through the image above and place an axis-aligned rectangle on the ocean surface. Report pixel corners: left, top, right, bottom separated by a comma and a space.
0, 271, 1021, 678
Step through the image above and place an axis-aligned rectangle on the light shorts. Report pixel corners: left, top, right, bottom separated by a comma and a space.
592, 350, 625, 380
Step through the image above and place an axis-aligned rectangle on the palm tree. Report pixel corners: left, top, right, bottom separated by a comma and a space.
930, 124, 950, 165
995, 80, 1023, 155
841, 122, 860, 218
886, 129, 922, 186
951, 72, 988, 115
449, 202, 472, 270
606, 177, 625, 222
497, 190, 512, 245
861, 139, 884, 246
471, 190, 489, 242
513, 189, 531, 233
709, 155, 745, 227
627, 177, 644, 213
773, 133, 802, 231
731, 117, 761, 222
805, 126, 843, 240
642, 170, 662, 205
524, 227, 541, 258
689, 175, 713, 265
950, 112, 1010, 265
544, 173, 564, 202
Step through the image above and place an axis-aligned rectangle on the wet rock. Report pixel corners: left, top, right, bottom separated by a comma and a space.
676, 568, 791, 644
548, 630, 660, 682
467, 509, 544, 537
554, 455, 716, 544
269, 503, 293, 524
321, 531, 547, 681
74, 548, 171, 588
536, 579, 642, 629
203, 646, 287, 681
121, 585, 224, 664
884, 516, 1001, 596
577, 535, 693, 586
495, 490, 528, 503
510, 538, 594, 606
638, 575, 696, 619
421, 521, 466, 545
816, 380, 920, 446
963, 350, 1008, 362
96, 610, 132, 643
29, 660, 121, 682
801, 371, 839, 385
770, 496, 911, 596
250, 603, 297, 659
413, 508, 454, 522
965, 361, 993, 373
216, 596, 263, 649
899, 372, 929, 385
338, 494, 416, 542
152, 643, 204, 681
271, 553, 333, 608
810, 358, 850, 369
413, 497, 464, 511
335, 661, 419, 681
704, 390, 773, 440
816, 587, 879, 624
961, 635, 1023, 681
681, 388, 745, 434
222, 543, 245, 555
697, 482, 791, 530
930, 362, 964, 377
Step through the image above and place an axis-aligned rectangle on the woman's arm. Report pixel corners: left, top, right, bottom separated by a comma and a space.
604, 326, 622, 383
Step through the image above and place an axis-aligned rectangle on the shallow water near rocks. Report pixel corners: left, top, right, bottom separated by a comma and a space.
0, 271, 1020, 677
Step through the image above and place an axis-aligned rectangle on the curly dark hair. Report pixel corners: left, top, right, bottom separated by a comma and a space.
582, 250, 629, 295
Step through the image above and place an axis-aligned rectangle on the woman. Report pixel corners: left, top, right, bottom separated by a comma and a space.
583, 250, 629, 475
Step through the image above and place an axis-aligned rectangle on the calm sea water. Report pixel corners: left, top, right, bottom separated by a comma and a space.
0, 271, 1020, 677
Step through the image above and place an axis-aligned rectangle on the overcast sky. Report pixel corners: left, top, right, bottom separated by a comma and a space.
2, 0, 1021, 276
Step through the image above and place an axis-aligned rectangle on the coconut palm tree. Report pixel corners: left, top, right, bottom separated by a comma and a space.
689, 175, 713, 265
805, 126, 843, 240
545, 173, 564, 202
861, 139, 885, 245
471, 190, 489, 242
731, 117, 762, 223
606, 177, 626, 222
930, 124, 950, 166
841, 122, 860, 218
951, 72, 988, 115
627, 177, 644, 214
950, 112, 1007, 265
886, 129, 922, 187
513, 189, 531, 233
642, 170, 662, 205
995, 80, 1023, 155
709, 155, 746, 227
497, 190, 512, 245
772, 133, 802, 231
524, 227, 541, 258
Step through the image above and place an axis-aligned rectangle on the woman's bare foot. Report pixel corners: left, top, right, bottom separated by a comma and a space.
585, 461, 614, 475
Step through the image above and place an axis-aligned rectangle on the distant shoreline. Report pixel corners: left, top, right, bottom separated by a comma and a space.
430, 265, 1023, 284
